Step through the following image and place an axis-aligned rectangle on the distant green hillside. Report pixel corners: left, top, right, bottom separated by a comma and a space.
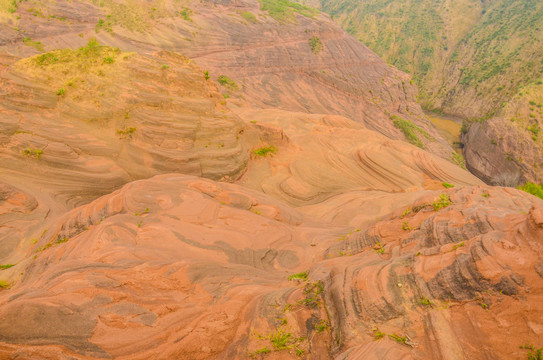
316, 0, 543, 120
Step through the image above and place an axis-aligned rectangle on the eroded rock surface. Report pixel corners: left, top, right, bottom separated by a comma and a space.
0, 176, 542, 360
0, 0, 453, 158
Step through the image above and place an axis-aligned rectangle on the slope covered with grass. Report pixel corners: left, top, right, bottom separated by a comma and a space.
317, 0, 543, 120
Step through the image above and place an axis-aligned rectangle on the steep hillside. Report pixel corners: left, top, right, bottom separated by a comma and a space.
0, 0, 457, 159
317, 0, 543, 119
314, 0, 543, 184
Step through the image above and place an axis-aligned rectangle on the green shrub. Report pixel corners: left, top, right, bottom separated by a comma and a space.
258, 0, 317, 22
56, 88, 66, 96
315, 319, 329, 333
0, 264, 14, 270
419, 296, 432, 306
22, 148, 43, 159
217, 75, 238, 89
23, 37, 44, 52
391, 115, 431, 148
520, 344, 543, 360
442, 182, 454, 188
518, 182, 543, 200
373, 329, 385, 340
433, 193, 452, 211
288, 271, 308, 281
241, 11, 257, 23
452, 152, 466, 169
527, 124, 540, 141
117, 127, 137, 138
309, 36, 323, 54
252, 145, 277, 157
178, 8, 192, 21
95, 18, 113, 33
388, 333, 407, 344
7, 0, 17, 13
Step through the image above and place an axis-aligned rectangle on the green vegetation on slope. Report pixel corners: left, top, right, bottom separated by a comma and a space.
309, 36, 323, 54
317, 0, 543, 118
518, 182, 543, 200
391, 115, 431, 148
258, 0, 317, 22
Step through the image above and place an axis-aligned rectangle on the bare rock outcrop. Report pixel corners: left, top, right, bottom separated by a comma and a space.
0, 176, 541, 359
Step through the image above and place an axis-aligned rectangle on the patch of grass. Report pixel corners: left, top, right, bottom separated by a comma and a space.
23, 37, 44, 52
419, 296, 432, 306
22, 147, 43, 159
452, 241, 464, 251
309, 36, 323, 54
55, 237, 68, 244
258, 0, 317, 22
297, 280, 323, 308
452, 151, 466, 169
288, 271, 308, 281
241, 10, 257, 23
217, 75, 238, 90
252, 145, 278, 157
373, 328, 385, 340
388, 333, 408, 345
391, 115, 431, 148
482, 193, 489, 198
0, 281, 9, 289
520, 344, 543, 360
117, 127, 136, 138
95, 18, 113, 33
442, 182, 454, 189
527, 124, 540, 141
401, 208, 411, 218
402, 221, 411, 231
204, 70, 210, 80
4, 0, 17, 13
161, 64, 169, 69
518, 182, 543, 200
250, 346, 271, 356
178, 8, 192, 21
35, 242, 53, 253
22, 39, 123, 88
268, 328, 297, 350
315, 319, 329, 333
373, 241, 385, 254
433, 193, 452, 211
0, 264, 14, 270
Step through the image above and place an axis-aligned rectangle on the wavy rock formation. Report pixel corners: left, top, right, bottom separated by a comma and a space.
233, 108, 479, 207
0, 176, 542, 359
0, 47, 248, 208
320, 186, 543, 359
1, 0, 542, 359
0, 0, 453, 159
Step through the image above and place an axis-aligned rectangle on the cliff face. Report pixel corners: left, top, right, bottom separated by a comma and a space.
462, 83, 543, 185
